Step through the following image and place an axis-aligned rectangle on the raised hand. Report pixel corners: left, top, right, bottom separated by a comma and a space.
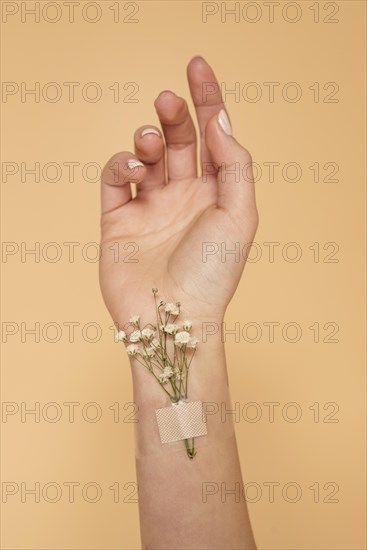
99, 56, 258, 327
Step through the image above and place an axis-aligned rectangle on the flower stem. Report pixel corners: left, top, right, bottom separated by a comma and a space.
184, 438, 196, 460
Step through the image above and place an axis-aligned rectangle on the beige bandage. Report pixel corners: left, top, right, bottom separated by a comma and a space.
155, 400, 207, 444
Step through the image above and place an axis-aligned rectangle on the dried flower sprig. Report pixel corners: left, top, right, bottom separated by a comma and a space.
116, 288, 199, 459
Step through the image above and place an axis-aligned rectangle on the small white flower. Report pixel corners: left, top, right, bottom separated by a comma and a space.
141, 328, 155, 340
129, 315, 140, 326
158, 366, 174, 384
142, 347, 155, 357
126, 344, 139, 356
115, 330, 127, 342
163, 366, 173, 377
151, 338, 160, 349
183, 320, 192, 331
162, 323, 179, 335
187, 337, 199, 349
130, 330, 142, 342
174, 331, 191, 346
165, 303, 180, 316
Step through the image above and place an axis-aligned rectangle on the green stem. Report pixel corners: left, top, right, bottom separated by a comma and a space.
185, 359, 189, 399
184, 438, 196, 459
133, 356, 174, 400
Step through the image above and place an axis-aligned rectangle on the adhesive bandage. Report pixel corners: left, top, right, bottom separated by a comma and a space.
155, 400, 207, 444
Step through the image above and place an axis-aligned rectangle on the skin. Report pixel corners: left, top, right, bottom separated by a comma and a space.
99, 56, 258, 549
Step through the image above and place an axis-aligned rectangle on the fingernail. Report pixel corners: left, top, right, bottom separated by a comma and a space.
141, 128, 161, 138
127, 159, 144, 169
218, 109, 232, 136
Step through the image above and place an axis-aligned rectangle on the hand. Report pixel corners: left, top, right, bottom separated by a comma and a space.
99, 56, 258, 327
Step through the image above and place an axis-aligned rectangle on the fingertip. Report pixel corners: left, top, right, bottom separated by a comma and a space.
205, 110, 232, 144
134, 126, 165, 165
126, 158, 144, 169
205, 112, 251, 167
154, 90, 177, 109
101, 151, 144, 212
102, 152, 147, 186
155, 94, 188, 125
122, 158, 147, 184
187, 55, 209, 74
134, 125, 162, 142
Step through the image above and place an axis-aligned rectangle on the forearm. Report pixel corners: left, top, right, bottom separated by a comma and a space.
101, 55, 259, 550
130, 321, 256, 550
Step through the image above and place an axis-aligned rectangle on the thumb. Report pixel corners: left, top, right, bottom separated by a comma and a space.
204, 109, 258, 222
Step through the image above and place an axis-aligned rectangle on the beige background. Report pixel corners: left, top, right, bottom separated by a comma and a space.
1, 1, 366, 549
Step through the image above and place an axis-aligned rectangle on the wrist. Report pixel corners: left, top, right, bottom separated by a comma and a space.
125, 325, 226, 399
128, 331, 228, 410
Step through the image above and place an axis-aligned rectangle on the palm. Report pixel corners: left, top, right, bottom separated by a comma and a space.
99, 57, 257, 328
